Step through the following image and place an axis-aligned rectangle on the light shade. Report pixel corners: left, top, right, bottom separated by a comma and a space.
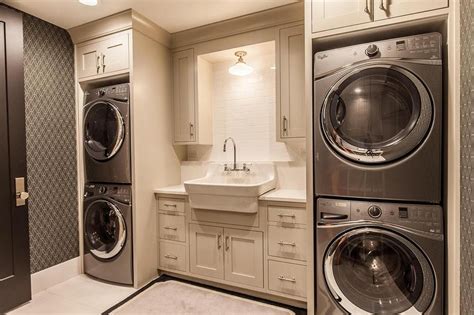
228, 51, 254, 76
79, 0, 98, 6
228, 62, 254, 76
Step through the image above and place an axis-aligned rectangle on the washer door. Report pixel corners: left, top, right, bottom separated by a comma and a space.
324, 227, 435, 314
84, 101, 125, 161
84, 200, 127, 260
321, 64, 432, 164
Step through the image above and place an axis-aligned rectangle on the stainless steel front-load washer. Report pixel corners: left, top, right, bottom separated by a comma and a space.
316, 198, 444, 314
83, 183, 133, 285
313, 33, 442, 203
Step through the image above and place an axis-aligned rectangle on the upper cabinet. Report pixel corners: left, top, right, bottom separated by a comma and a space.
312, 0, 372, 33
278, 25, 305, 140
76, 31, 130, 80
172, 49, 213, 145
374, 0, 449, 21
312, 0, 449, 33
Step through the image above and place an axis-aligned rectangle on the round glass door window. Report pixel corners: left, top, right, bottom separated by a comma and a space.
321, 65, 433, 164
324, 228, 435, 314
85, 200, 126, 260
84, 101, 125, 161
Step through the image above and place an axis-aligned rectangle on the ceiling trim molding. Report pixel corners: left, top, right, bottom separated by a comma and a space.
68, 9, 171, 47
170, 2, 303, 49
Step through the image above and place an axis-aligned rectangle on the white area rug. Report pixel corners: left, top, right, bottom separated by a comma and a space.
111, 280, 295, 315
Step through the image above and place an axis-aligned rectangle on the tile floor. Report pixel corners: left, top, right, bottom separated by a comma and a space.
7, 275, 136, 314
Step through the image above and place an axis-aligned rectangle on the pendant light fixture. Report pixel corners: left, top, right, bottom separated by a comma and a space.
228, 51, 254, 76
79, 0, 98, 6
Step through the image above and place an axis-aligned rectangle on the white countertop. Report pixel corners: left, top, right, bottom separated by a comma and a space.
154, 185, 306, 203
258, 189, 306, 203
154, 184, 187, 196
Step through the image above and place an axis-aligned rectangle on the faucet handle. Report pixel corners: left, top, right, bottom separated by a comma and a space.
224, 163, 229, 172
243, 163, 250, 173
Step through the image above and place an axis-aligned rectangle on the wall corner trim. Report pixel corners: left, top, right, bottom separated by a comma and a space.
30, 257, 81, 295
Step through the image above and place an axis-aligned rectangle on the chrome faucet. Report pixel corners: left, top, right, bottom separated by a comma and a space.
223, 137, 237, 170
223, 137, 249, 172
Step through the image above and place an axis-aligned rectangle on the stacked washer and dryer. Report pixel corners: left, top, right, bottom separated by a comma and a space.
314, 33, 444, 314
82, 83, 134, 285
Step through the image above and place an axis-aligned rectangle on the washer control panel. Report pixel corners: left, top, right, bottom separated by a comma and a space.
84, 183, 132, 204
317, 198, 443, 234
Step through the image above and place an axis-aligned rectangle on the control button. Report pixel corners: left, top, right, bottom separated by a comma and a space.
98, 186, 107, 194
399, 207, 409, 219
99, 89, 106, 97
368, 205, 382, 218
365, 44, 379, 57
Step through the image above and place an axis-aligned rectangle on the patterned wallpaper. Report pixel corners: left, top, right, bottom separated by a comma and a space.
460, 0, 474, 313
23, 14, 78, 273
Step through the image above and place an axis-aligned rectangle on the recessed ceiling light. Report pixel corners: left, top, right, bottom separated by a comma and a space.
79, 0, 98, 6
228, 51, 254, 76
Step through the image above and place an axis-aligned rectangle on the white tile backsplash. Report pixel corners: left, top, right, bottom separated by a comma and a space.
183, 50, 306, 190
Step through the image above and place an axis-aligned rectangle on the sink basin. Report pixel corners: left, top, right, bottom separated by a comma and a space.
184, 163, 276, 213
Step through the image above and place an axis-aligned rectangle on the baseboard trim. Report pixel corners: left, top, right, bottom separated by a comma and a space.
31, 257, 81, 295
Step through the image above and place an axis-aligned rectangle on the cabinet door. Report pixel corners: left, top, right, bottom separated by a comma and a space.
374, 0, 448, 20
189, 224, 224, 279
224, 228, 263, 288
76, 42, 101, 79
278, 25, 305, 140
101, 33, 129, 74
312, 0, 373, 32
173, 49, 196, 143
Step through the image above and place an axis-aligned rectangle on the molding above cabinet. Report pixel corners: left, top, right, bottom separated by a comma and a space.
68, 9, 171, 48
170, 2, 303, 49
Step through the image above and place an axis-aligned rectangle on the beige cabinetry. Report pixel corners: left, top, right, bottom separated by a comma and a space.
173, 49, 196, 143
189, 224, 224, 279
189, 224, 264, 288
374, 0, 448, 21
311, 0, 449, 33
277, 25, 306, 140
156, 194, 307, 305
311, 0, 372, 33
76, 31, 129, 80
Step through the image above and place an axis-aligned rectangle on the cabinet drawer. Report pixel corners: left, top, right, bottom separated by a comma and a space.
268, 225, 306, 261
268, 206, 306, 225
159, 198, 185, 213
159, 241, 186, 272
268, 260, 306, 298
159, 214, 185, 242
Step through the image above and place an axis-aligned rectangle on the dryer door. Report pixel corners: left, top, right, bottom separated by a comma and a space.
324, 227, 435, 314
321, 64, 432, 164
84, 101, 125, 161
84, 200, 127, 260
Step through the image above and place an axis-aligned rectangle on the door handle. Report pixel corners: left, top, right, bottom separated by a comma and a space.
225, 236, 230, 251
102, 53, 106, 72
282, 116, 288, 136
15, 177, 29, 207
189, 122, 194, 137
278, 241, 296, 247
217, 234, 222, 249
278, 275, 296, 282
96, 55, 100, 73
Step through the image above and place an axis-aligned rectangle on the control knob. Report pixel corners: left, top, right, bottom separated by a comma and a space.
98, 186, 107, 194
368, 205, 382, 218
365, 44, 379, 57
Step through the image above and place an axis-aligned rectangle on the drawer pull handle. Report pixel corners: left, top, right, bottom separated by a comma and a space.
164, 226, 177, 231
164, 254, 178, 260
278, 213, 296, 218
164, 203, 177, 208
278, 275, 296, 283
225, 236, 230, 251
278, 241, 296, 246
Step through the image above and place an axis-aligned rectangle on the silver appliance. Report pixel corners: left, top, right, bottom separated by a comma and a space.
316, 198, 444, 314
83, 83, 131, 184
313, 33, 442, 203
83, 183, 133, 285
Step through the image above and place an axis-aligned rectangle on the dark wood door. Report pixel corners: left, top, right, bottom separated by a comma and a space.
0, 5, 31, 313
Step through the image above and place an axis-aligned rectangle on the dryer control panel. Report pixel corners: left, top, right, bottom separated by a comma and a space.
317, 198, 443, 235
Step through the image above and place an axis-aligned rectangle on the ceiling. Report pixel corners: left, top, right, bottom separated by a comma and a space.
200, 40, 275, 63
2, 0, 298, 33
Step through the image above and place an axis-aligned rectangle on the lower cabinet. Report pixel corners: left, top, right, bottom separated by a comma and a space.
189, 224, 264, 288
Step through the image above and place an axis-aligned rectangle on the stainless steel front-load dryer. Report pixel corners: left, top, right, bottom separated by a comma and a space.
83, 83, 131, 184
313, 33, 442, 203
316, 198, 444, 314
